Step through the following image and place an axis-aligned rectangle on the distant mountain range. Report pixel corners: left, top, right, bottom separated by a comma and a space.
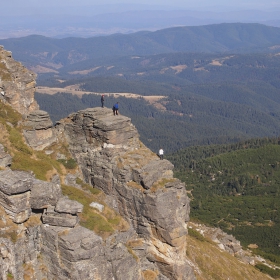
1, 23, 280, 71
1, 6, 280, 38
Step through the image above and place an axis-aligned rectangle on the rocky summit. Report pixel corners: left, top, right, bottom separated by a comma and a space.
58, 107, 194, 279
0, 46, 195, 280
0, 46, 39, 116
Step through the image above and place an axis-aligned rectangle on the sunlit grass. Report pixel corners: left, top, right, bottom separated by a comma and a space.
61, 184, 128, 238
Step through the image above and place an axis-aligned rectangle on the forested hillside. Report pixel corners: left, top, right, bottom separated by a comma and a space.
167, 138, 280, 270
32, 46, 280, 154
35, 91, 280, 154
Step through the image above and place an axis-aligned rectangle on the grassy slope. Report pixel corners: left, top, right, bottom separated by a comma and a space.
0, 100, 127, 237
186, 232, 272, 280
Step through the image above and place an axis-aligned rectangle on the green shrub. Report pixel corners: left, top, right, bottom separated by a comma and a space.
6, 272, 14, 279
57, 158, 77, 169
76, 177, 100, 195
0, 101, 21, 125
188, 227, 207, 242
255, 263, 280, 278
61, 184, 116, 235
8, 128, 33, 155
11, 151, 59, 181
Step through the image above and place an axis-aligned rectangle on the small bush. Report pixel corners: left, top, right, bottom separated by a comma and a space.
76, 177, 100, 195
9, 128, 33, 155
6, 272, 14, 279
255, 263, 280, 278
57, 158, 77, 169
0, 101, 21, 125
188, 227, 207, 242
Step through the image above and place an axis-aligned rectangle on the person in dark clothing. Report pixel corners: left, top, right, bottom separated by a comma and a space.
113, 102, 119, 115
101, 94, 105, 108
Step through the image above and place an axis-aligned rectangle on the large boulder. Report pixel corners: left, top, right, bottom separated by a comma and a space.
30, 179, 62, 209
42, 206, 79, 228
23, 110, 57, 150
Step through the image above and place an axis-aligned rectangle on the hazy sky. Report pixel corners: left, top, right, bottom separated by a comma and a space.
3, 0, 280, 11
1, 0, 280, 38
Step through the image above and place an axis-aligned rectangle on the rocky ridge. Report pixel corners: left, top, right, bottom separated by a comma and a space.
59, 108, 194, 279
0, 46, 271, 280
0, 47, 195, 279
0, 46, 39, 116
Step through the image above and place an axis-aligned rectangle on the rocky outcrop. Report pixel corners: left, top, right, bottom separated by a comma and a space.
0, 168, 155, 280
23, 110, 57, 150
0, 46, 39, 115
0, 47, 195, 278
0, 144, 12, 168
0, 169, 33, 223
59, 107, 195, 280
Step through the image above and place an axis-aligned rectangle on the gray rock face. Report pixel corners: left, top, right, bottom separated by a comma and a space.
0, 144, 12, 167
133, 159, 174, 189
24, 110, 53, 130
60, 108, 139, 152
0, 46, 39, 115
30, 179, 62, 209
23, 110, 57, 150
0, 169, 33, 195
0, 169, 33, 223
39, 224, 143, 280
55, 197, 83, 214
60, 107, 195, 280
42, 206, 79, 227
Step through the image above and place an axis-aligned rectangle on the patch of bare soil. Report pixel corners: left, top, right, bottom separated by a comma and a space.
69, 66, 101, 75
30, 65, 59, 74
36, 86, 166, 105
210, 60, 223, 66
269, 45, 280, 50
210, 56, 235, 66
170, 64, 187, 74
194, 67, 208, 72
160, 65, 187, 74
143, 96, 167, 111
36, 86, 91, 97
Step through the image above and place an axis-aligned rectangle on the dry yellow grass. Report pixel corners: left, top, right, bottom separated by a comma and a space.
30, 65, 59, 74
142, 270, 159, 280
69, 66, 101, 75
185, 234, 272, 280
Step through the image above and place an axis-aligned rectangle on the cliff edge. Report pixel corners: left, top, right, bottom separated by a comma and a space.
0, 45, 195, 280
59, 107, 194, 279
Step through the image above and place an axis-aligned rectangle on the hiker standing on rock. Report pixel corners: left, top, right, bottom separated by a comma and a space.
113, 102, 119, 115
101, 94, 105, 108
159, 148, 164, 160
